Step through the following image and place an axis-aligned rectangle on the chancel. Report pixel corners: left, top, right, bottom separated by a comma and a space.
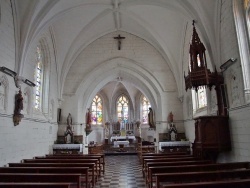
1, 1, 250, 187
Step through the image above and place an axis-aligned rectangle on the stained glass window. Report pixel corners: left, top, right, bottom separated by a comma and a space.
35, 45, 43, 110
91, 95, 102, 125
117, 95, 129, 123
141, 96, 151, 124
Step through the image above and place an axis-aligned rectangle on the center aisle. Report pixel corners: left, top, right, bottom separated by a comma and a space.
95, 155, 147, 188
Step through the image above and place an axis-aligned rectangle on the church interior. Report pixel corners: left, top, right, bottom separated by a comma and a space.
1, 0, 250, 187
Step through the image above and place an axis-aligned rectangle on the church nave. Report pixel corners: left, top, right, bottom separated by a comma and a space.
95, 155, 146, 188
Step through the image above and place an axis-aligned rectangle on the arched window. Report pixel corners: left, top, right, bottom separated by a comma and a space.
117, 95, 129, 123
233, 0, 250, 103
141, 95, 151, 124
34, 44, 43, 110
192, 87, 207, 113
191, 55, 207, 112
91, 95, 103, 125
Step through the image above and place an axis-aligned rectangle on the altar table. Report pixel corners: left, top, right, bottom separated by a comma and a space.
158, 141, 190, 152
114, 141, 130, 147
52, 144, 83, 154
110, 136, 136, 142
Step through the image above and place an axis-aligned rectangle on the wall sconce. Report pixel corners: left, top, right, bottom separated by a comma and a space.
0, 66, 17, 77
0, 67, 36, 88
24, 79, 36, 87
220, 58, 237, 72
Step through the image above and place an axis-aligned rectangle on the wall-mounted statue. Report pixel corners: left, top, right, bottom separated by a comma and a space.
168, 111, 174, 123
13, 89, 24, 126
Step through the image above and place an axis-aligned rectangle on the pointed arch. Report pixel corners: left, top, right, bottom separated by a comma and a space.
34, 38, 51, 117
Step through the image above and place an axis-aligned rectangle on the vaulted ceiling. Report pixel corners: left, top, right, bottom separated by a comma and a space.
14, 0, 220, 100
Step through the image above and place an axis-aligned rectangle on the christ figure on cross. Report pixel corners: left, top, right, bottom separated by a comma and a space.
114, 34, 125, 50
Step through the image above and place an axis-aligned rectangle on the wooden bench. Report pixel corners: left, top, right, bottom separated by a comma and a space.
147, 162, 250, 188
142, 152, 190, 157
143, 157, 199, 177
22, 158, 100, 178
0, 182, 75, 188
0, 173, 82, 188
8, 163, 95, 187
44, 154, 105, 174
35, 156, 103, 176
160, 178, 250, 188
0, 167, 90, 188
144, 160, 212, 180
156, 169, 250, 188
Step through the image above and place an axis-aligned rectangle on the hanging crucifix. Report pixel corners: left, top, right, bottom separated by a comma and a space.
114, 34, 125, 50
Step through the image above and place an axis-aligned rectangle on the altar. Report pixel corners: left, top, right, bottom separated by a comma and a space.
113, 140, 130, 147
52, 144, 83, 154
159, 141, 190, 152
110, 136, 136, 142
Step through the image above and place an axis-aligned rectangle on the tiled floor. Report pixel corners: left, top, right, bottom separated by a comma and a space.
95, 154, 147, 188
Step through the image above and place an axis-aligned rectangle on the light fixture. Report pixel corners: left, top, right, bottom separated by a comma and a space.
0, 66, 17, 77
24, 79, 36, 87
220, 58, 237, 72
0, 67, 36, 88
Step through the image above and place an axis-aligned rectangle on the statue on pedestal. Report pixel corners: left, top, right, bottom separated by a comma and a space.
85, 108, 92, 136
135, 120, 141, 138
65, 113, 74, 143
104, 122, 110, 139
148, 107, 156, 128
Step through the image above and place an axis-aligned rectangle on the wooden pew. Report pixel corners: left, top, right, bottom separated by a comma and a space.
0, 173, 82, 188
22, 158, 100, 178
35, 156, 103, 176
0, 182, 74, 188
8, 163, 95, 187
147, 162, 250, 188
142, 152, 190, 157
160, 178, 250, 188
44, 154, 105, 174
0, 167, 90, 188
156, 169, 250, 188
144, 160, 212, 180
143, 157, 198, 177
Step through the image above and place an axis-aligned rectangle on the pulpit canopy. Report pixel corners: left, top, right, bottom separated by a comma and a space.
184, 21, 224, 92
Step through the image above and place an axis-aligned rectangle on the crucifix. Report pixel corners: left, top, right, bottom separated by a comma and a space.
114, 34, 125, 50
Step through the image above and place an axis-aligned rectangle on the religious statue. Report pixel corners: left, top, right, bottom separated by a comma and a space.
104, 122, 110, 139
13, 89, 24, 126
14, 89, 23, 115
148, 107, 156, 128
64, 113, 74, 143
135, 120, 141, 138
168, 111, 174, 123
169, 123, 177, 141
86, 108, 92, 126
85, 108, 92, 135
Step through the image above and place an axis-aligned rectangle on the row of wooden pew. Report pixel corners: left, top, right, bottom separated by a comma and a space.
0, 153, 105, 188
141, 152, 250, 188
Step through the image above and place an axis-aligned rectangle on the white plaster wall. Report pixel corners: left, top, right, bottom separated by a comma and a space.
0, 1, 58, 166
217, 0, 250, 162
